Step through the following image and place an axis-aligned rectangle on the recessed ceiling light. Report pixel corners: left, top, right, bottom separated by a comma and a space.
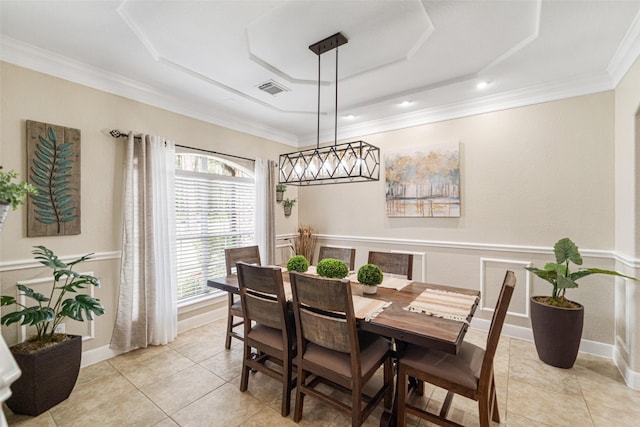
476, 81, 490, 90
344, 114, 356, 120
399, 101, 414, 107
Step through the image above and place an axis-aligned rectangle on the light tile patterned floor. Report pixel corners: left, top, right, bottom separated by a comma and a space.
5, 318, 640, 426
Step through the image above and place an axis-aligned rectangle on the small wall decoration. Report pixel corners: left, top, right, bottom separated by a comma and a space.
385, 141, 460, 217
26, 120, 81, 236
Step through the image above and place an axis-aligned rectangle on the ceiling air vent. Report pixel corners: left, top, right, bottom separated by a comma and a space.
258, 80, 289, 96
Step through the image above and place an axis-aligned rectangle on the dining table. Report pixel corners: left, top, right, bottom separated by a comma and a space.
206, 270, 480, 426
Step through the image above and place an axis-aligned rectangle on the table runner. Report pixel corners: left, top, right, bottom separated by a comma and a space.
405, 288, 478, 323
348, 273, 412, 291
281, 283, 390, 321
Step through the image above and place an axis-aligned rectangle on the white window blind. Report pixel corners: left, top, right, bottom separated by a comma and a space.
175, 162, 255, 302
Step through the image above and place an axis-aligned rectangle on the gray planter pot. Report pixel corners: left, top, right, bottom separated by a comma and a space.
530, 296, 584, 369
0, 201, 10, 231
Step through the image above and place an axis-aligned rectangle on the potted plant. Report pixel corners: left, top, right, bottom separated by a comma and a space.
357, 264, 384, 294
525, 237, 636, 368
316, 258, 349, 279
287, 255, 309, 273
282, 198, 296, 216
276, 183, 287, 202
1, 246, 105, 416
0, 167, 38, 230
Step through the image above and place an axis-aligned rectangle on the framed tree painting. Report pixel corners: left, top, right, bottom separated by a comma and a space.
385, 141, 460, 217
26, 120, 81, 236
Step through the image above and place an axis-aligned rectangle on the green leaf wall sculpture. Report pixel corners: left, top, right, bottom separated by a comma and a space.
26, 121, 81, 236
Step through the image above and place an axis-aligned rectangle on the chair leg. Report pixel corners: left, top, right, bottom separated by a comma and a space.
281, 359, 292, 416
225, 312, 234, 349
294, 369, 305, 422
225, 293, 236, 349
240, 340, 252, 392
490, 376, 500, 423
478, 393, 491, 427
352, 381, 362, 426
384, 357, 393, 409
396, 364, 408, 427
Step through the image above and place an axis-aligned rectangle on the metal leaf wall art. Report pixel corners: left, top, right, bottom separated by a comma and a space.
26, 121, 81, 236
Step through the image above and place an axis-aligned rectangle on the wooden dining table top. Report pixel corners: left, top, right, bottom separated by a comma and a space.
207, 273, 480, 355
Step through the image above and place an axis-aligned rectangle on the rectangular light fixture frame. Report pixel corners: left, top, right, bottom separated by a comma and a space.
279, 140, 380, 186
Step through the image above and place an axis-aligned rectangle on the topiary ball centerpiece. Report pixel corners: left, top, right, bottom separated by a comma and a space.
357, 264, 383, 286
316, 258, 349, 279
287, 255, 309, 273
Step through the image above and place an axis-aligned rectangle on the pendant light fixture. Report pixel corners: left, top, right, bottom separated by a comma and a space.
278, 32, 380, 185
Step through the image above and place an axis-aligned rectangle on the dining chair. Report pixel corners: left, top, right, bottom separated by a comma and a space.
367, 251, 413, 280
236, 262, 296, 416
289, 272, 393, 426
318, 245, 356, 270
396, 270, 516, 427
224, 245, 261, 349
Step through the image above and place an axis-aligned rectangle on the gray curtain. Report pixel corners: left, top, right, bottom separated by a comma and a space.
254, 158, 276, 265
110, 133, 177, 352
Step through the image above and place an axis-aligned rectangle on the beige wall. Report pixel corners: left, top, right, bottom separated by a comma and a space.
300, 91, 619, 344
1, 58, 636, 367
613, 55, 640, 381
0, 62, 296, 351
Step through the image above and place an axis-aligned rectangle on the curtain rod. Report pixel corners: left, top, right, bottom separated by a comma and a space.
108, 129, 255, 163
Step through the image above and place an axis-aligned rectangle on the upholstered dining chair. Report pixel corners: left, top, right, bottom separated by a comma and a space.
318, 246, 356, 270
224, 245, 261, 349
236, 262, 296, 416
396, 270, 516, 427
367, 251, 413, 280
289, 272, 393, 426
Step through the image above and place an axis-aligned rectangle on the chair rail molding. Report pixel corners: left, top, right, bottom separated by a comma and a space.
0, 251, 121, 272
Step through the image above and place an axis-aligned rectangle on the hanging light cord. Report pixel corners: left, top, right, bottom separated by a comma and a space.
316, 52, 321, 150
334, 45, 339, 146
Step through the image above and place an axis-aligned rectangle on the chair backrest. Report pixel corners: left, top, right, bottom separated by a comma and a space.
479, 270, 516, 385
225, 245, 261, 275
318, 246, 356, 270
367, 251, 413, 280
289, 273, 358, 355
236, 262, 289, 332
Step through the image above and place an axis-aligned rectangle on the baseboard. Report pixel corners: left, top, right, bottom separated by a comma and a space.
81, 345, 124, 368
79, 307, 228, 368
178, 306, 227, 334
470, 318, 614, 359
613, 346, 640, 390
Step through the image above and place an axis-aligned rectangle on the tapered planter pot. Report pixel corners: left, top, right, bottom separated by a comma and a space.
362, 285, 377, 295
7, 334, 82, 416
530, 297, 584, 369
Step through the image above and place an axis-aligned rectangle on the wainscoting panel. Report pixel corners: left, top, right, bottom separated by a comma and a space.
480, 258, 531, 318
15, 273, 96, 343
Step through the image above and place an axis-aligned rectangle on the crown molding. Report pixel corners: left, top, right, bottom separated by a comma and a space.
318, 71, 615, 145
608, 10, 640, 86
0, 36, 299, 147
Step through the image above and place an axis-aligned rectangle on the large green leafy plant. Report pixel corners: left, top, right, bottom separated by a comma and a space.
525, 238, 635, 308
1, 246, 104, 344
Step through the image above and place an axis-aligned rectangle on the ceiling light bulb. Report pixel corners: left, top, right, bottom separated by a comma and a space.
399, 101, 413, 107
476, 81, 489, 89
344, 114, 356, 120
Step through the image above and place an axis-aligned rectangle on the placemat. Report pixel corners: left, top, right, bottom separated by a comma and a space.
405, 288, 478, 323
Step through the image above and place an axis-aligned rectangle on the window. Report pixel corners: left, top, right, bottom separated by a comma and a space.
175, 153, 255, 302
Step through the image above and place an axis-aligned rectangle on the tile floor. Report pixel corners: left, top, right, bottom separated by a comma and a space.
4, 318, 640, 426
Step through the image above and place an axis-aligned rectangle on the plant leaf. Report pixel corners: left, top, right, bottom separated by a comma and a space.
48, 127, 57, 143
554, 238, 582, 265
60, 295, 104, 322
1, 296, 17, 306
16, 284, 50, 302
0, 306, 55, 327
